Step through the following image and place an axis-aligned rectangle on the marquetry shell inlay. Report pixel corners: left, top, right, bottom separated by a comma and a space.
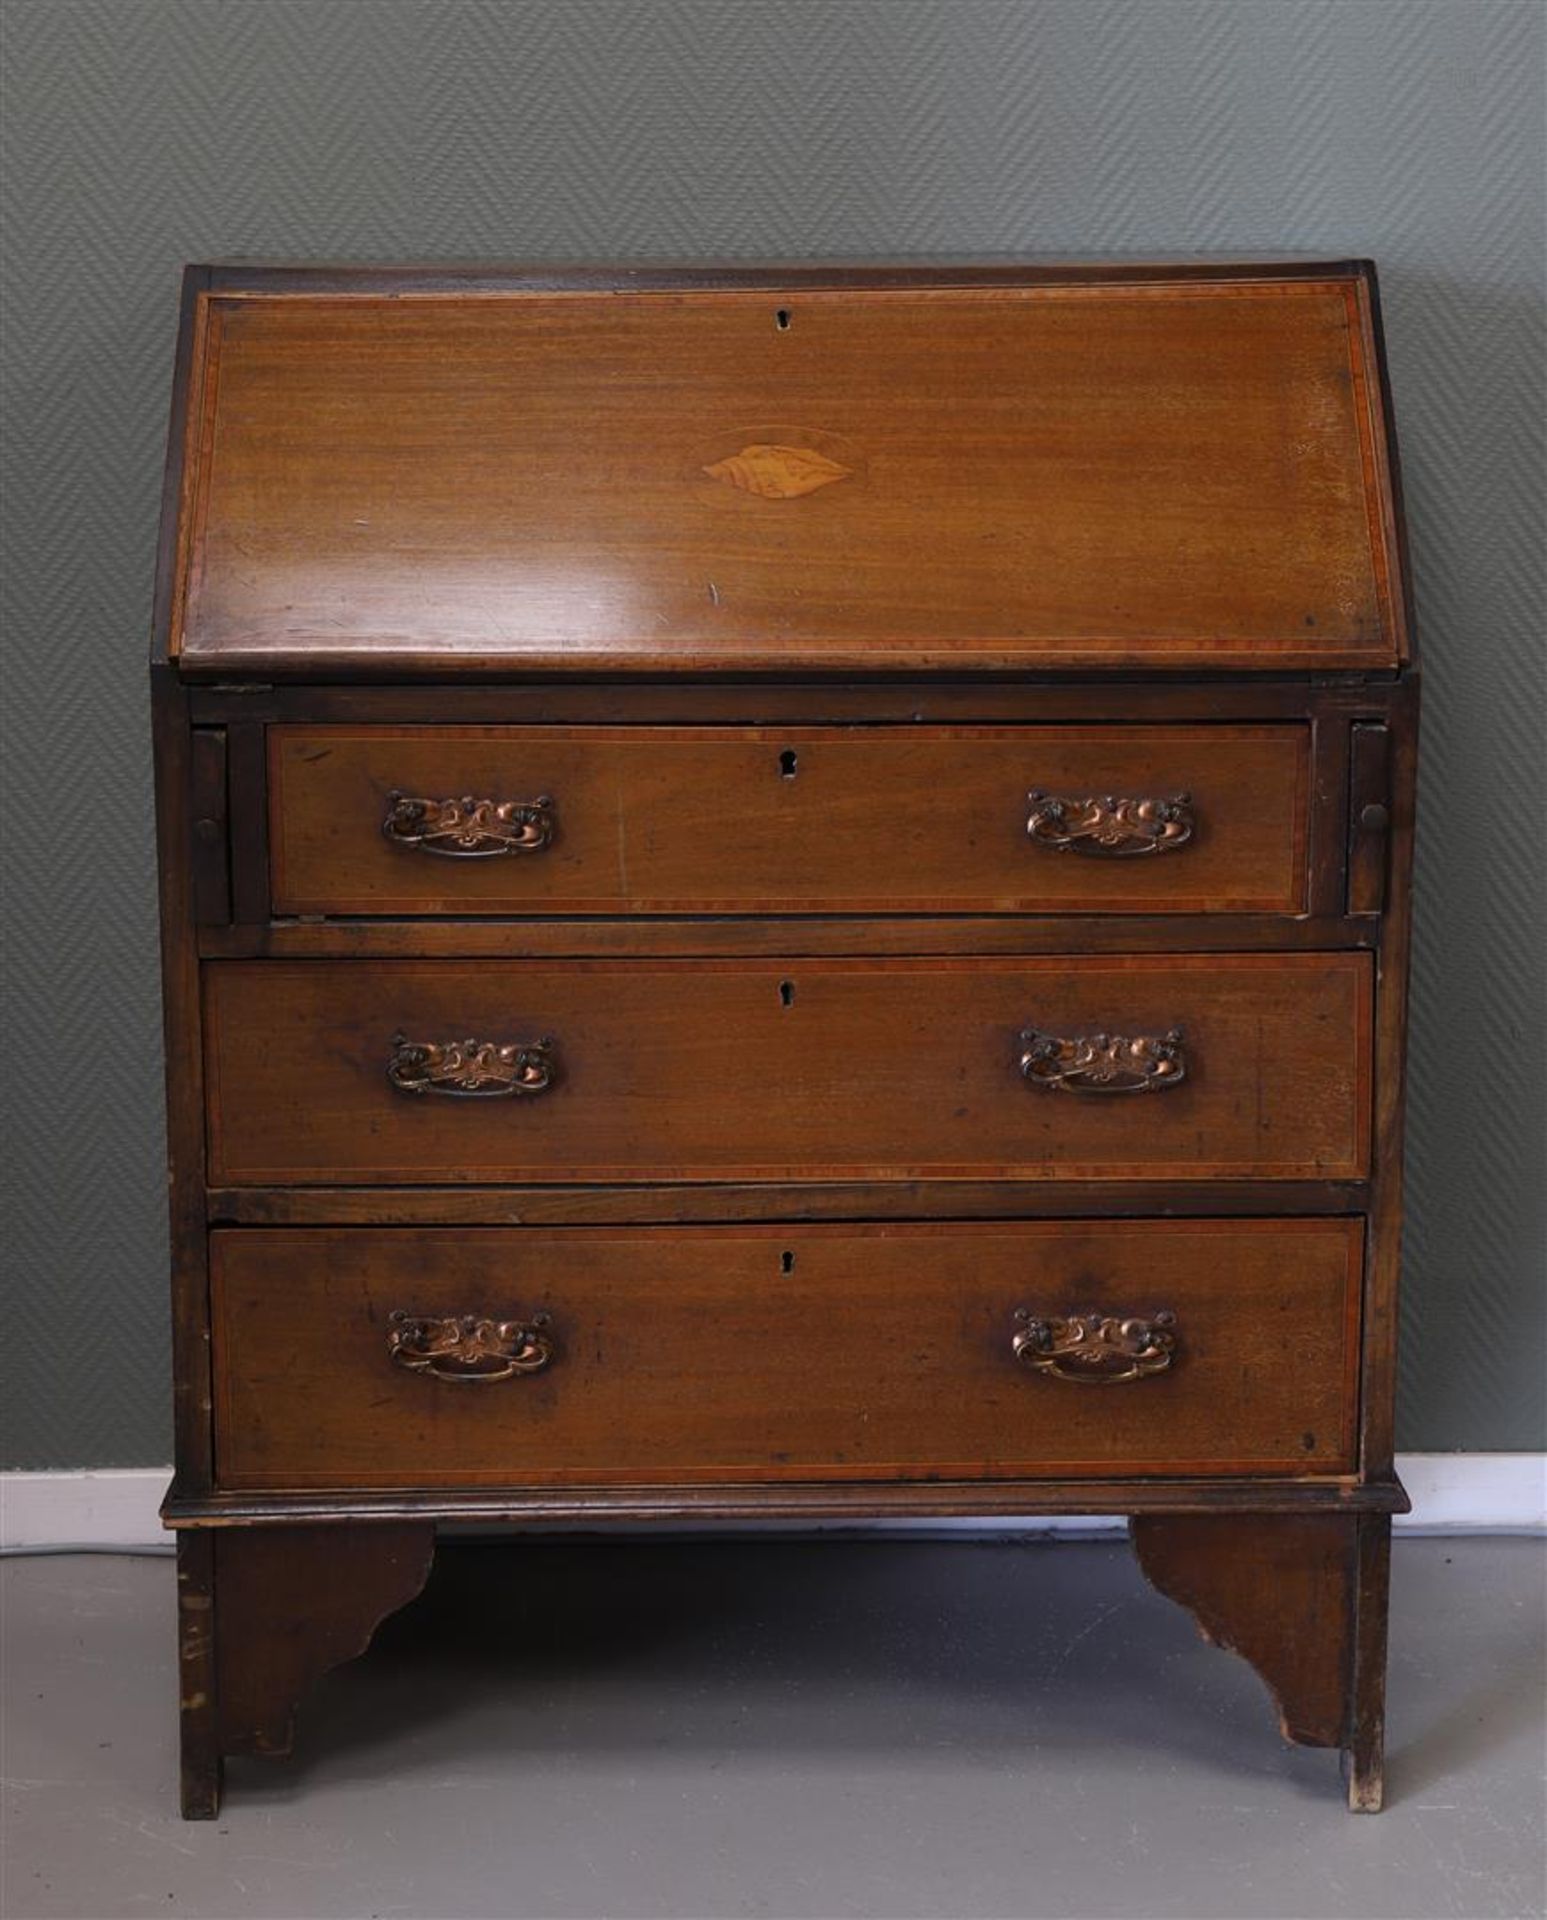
703, 443, 852, 499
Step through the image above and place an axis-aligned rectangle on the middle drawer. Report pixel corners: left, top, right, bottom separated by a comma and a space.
205, 954, 1371, 1185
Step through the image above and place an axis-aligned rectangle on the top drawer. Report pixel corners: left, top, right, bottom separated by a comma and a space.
268, 724, 1310, 916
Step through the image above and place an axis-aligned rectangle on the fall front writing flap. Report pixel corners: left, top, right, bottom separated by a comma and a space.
168, 265, 1409, 674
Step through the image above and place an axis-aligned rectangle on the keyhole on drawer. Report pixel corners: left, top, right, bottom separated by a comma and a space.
779, 979, 795, 1008
775, 308, 792, 330
780, 1250, 795, 1275
779, 748, 798, 779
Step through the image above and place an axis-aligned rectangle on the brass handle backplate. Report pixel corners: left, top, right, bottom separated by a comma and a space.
383, 791, 554, 857
387, 1035, 557, 1098
1026, 790, 1194, 856
388, 1311, 553, 1381
1012, 1309, 1177, 1384
1018, 1026, 1186, 1093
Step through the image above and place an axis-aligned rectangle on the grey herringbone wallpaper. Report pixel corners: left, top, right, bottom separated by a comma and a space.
2, 1, 1543, 1466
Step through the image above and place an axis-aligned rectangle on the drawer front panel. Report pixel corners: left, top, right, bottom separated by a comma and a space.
204, 954, 1371, 1184
268, 724, 1311, 916
210, 1220, 1362, 1488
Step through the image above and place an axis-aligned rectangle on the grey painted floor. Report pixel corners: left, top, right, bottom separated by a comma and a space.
2, 1538, 1543, 1920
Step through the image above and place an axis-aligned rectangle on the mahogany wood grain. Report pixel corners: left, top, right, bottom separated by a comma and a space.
175, 1531, 219, 1819
1131, 1503, 1394, 1808
151, 265, 211, 669
1348, 722, 1392, 916
226, 722, 269, 926
172, 274, 1403, 675
212, 1524, 434, 1756
268, 723, 1309, 916
191, 681, 1394, 728
163, 1476, 1411, 1529
1358, 682, 1419, 1478
1347, 1515, 1394, 1810
1132, 1513, 1356, 1748
1308, 711, 1353, 922
203, 953, 1372, 1185
206, 1178, 1367, 1227
188, 729, 230, 925
198, 916, 1377, 961
152, 667, 214, 1487
176, 1523, 436, 1817
210, 1220, 1361, 1488
201, 258, 1382, 295
1351, 261, 1419, 673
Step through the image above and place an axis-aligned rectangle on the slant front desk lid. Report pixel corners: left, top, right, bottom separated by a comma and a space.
165, 262, 1409, 675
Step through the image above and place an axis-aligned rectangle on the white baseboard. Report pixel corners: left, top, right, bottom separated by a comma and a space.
1393, 1453, 1545, 1532
1, 1455, 1541, 1552
1, 1469, 178, 1551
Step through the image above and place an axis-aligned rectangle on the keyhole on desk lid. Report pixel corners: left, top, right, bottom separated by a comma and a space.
780, 1250, 795, 1275
779, 748, 798, 779
775, 308, 792, 330
779, 979, 795, 1008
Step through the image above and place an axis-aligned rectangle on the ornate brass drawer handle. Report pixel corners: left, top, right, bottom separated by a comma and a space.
388, 1310, 554, 1381
1012, 1308, 1177, 1384
387, 1035, 557, 1098
1018, 1025, 1186, 1093
383, 791, 554, 857
1026, 790, 1194, 856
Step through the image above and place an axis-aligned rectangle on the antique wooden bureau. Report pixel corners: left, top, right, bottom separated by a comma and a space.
153, 259, 1418, 1817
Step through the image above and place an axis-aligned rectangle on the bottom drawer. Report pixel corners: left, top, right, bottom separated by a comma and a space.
212, 1220, 1361, 1488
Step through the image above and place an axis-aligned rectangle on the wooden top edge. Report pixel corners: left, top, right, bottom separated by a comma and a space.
192, 256, 1377, 296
